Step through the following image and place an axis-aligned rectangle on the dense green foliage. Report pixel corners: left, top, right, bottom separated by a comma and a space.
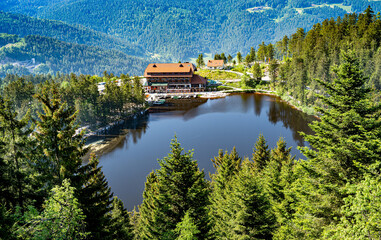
0, 12, 145, 57
2, 0, 380, 60
0, 72, 146, 129
274, 7, 381, 108
0, 34, 149, 76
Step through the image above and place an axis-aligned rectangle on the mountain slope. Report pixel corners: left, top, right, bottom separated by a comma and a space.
1, 0, 381, 60
0, 11, 146, 57
0, 34, 149, 77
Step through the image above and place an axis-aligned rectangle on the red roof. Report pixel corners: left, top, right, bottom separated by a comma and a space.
207, 60, 224, 67
144, 63, 196, 77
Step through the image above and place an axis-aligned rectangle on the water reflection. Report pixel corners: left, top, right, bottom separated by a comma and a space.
98, 93, 315, 210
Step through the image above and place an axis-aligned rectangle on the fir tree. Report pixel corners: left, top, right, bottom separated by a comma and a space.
108, 196, 134, 240
291, 51, 381, 238
209, 148, 242, 238
139, 137, 212, 239
223, 159, 275, 239
252, 134, 270, 172
33, 81, 87, 190
263, 138, 295, 237
78, 153, 113, 239
0, 95, 35, 210
175, 210, 200, 240
15, 179, 88, 239
138, 171, 161, 239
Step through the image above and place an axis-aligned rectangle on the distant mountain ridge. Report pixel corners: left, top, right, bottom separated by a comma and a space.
0, 11, 146, 57
0, 34, 149, 77
1, 0, 381, 60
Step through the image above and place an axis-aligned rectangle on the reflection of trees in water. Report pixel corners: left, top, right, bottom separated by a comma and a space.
127, 115, 149, 145
253, 94, 263, 116
240, 94, 251, 113
267, 99, 315, 146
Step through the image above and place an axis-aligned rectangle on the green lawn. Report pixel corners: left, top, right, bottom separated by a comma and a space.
195, 69, 239, 80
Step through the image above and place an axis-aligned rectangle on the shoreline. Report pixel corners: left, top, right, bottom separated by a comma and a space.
83, 91, 318, 160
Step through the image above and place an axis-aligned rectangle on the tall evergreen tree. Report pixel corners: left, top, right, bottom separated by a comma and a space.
252, 134, 270, 172
15, 179, 88, 239
223, 159, 275, 239
175, 210, 200, 240
108, 196, 134, 240
196, 54, 204, 68
33, 81, 87, 191
236, 52, 242, 64
78, 153, 113, 239
263, 138, 296, 237
209, 148, 242, 238
139, 137, 212, 239
0, 95, 35, 210
249, 47, 256, 62
290, 51, 381, 238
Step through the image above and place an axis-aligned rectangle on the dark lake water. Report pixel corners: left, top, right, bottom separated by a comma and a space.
98, 93, 315, 210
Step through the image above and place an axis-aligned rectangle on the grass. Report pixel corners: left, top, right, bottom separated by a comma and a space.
196, 69, 239, 80
231, 64, 246, 73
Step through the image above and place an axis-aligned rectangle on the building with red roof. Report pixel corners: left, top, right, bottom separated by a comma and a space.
144, 63, 207, 93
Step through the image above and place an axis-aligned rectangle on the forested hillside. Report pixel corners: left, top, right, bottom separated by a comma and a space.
1, 0, 380, 60
0, 11, 146, 57
272, 6, 381, 109
0, 34, 149, 76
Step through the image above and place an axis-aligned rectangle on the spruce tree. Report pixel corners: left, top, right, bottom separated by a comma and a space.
78, 153, 113, 239
139, 137, 212, 239
209, 148, 242, 238
263, 138, 296, 237
15, 179, 88, 239
108, 196, 134, 240
291, 51, 381, 238
224, 159, 275, 239
0, 95, 35, 210
175, 210, 200, 240
252, 134, 270, 172
301, 51, 381, 182
138, 171, 161, 239
33, 81, 87, 190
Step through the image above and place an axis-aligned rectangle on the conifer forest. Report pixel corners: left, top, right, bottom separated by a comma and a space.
0, 3, 381, 240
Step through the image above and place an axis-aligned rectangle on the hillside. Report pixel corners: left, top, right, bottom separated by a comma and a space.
0, 11, 146, 57
0, 34, 149, 77
1, 0, 381, 60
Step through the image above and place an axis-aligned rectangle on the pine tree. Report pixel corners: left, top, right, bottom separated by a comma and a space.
0, 95, 35, 210
290, 51, 381, 238
252, 134, 270, 172
138, 137, 212, 239
209, 148, 242, 238
78, 153, 113, 239
263, 138, 296, 237
236, 52, 242, 64
138, 171, 161, 239
108, 196, 134, 240
196, 54, 204, 68
249, 47, 256, 62
15, 179, 88, 239
175, 210, 200, 240
33, 81, 87, 190
301, 51, 381, 183
224, 159, 275, 239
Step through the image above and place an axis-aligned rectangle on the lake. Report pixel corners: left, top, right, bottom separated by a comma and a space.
98, 93, 315, 210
